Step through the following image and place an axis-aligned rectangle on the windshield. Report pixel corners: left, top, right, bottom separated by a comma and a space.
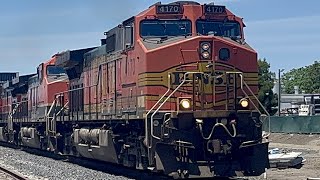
196, 20, 241, 38
47, 65, 66, 75
140, 20, 191, 38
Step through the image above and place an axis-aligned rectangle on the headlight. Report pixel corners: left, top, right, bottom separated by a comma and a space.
180, 99, 191, 109
199, 41, 212, 60
202, 51, 210, 59
239, 98, 249, 108
202, 43, 210, 50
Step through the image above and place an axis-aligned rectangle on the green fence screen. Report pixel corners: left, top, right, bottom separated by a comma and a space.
263, 115, 320, 134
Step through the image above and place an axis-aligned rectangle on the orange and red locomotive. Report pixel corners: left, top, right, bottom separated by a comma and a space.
0, 1, 269, 178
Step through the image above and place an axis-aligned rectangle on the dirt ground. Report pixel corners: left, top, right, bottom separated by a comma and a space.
252, 133, 320, 180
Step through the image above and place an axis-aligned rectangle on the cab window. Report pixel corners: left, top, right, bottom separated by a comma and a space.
140, 19, 191, 38
196, 20, 241, 38
47, 65, 66, 76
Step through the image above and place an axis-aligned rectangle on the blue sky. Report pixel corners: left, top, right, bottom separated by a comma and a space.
0, 0, 319, 75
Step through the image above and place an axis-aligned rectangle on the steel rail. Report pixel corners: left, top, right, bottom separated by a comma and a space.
0, 165, 28, 180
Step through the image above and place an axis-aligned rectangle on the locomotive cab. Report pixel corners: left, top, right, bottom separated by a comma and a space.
28, 57, 68, 121
21, 57, 69, 149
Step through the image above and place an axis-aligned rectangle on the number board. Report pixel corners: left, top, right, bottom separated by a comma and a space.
204, 5, 226, 14
156, 5, 182, 14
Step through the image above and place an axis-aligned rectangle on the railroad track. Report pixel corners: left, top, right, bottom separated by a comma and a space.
0, 165, 27, 180
0, 142, 255, 180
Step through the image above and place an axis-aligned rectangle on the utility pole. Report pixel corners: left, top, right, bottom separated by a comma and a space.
278, 69, 284, 116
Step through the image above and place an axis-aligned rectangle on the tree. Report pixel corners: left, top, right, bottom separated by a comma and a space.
282, 61, 320, 94
258, 58, 277, 115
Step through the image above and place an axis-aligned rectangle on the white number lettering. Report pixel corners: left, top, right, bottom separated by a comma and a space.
174, 6, 179, 12
164, 6, 169, 12
206, 6, 211, 12
159, 6, 164, 13
219, 7, 223, 13
169, 6, 173, 12
214, 7, 218, 13
158, 5, 180, 13
205, 6, 225, 13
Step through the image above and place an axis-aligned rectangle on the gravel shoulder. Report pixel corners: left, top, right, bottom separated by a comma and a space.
259, 133, 320, 180
1, 133, 319, 180
0, 146, 130, 180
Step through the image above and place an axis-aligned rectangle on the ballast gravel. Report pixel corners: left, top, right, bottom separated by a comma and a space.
0, 146, 131, 180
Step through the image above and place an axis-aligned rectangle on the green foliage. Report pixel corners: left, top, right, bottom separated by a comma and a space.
258, 58, 277, 115
282, 61, 320, 94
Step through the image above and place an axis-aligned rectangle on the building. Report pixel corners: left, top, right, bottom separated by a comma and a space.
273, 81, 320, 115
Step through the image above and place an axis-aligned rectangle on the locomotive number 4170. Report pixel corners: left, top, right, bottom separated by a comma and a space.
156, 5, 182, 14
204, 5, 226, 14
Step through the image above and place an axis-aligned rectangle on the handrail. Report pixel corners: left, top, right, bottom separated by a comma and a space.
9, 103, 20, 117
150, 72, 203, 143
144, 70, 270, 165
145, 72, 204, 165
221, 72, 271, 137
163, 113, 172, 125
144, 74, 172, 148
56, 101, 69, 116
7, 105, 12, 131
45, 99, 57, 135
144, 74, 172, 165
6, 103, 20, 131
240, 74, 271, 137
46, 99, 57, 118
46, 94, 71, 134
145, 72, 223, 150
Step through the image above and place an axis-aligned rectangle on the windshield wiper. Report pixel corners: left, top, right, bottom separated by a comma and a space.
142, 36, 168, 39
142, 34, 190, 44
158, 33, 192, 43
229, 35, 245, 44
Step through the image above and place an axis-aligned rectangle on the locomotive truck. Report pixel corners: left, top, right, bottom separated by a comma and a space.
0, 1, 270, 178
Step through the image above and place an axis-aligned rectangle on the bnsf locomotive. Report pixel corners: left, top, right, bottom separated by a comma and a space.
0, 1, 269, 178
